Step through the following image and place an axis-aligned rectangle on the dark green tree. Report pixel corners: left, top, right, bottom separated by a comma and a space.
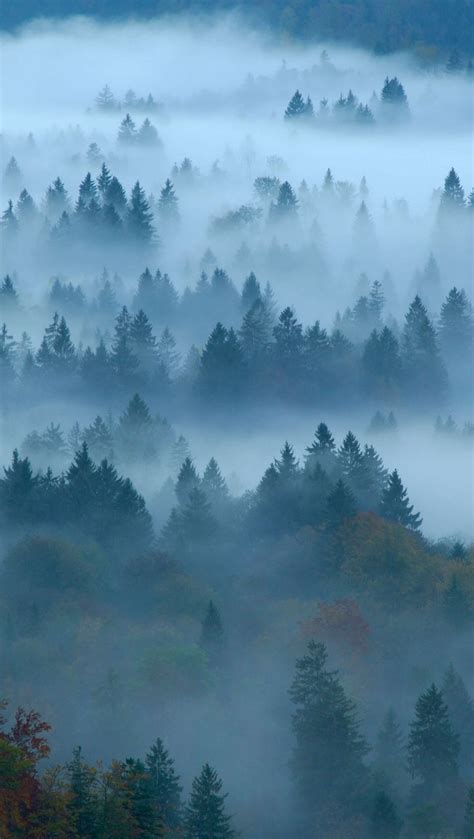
289, 641, 369, 828
127, 181, 155, 243
407, 683, 459, 789
379, 469, 422, 530
184, 763, 235, 839
145, 738, 183, 832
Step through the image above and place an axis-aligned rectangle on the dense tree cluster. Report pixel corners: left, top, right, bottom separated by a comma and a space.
2, 263, 471, 411
1, 0, 473, 57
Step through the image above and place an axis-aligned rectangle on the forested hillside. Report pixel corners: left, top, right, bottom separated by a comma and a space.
1, 0, 473, 58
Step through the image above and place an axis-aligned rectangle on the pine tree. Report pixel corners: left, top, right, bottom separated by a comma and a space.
326, 479, 356, 527
105, 176, 128, 216
117, 113, 137, 145
97, 162, 112, 199
184, 764, 235, 839
402, 295, 447, 402
180, 488, 216, 544
66, 746, 98, 838
1, 200, 19, 237
0, 450, 38, 524
439, 287, 473, 363
305, 423, 336, 470
157, 328, 180, 379
127, 181, 155, 243
145, 738, 183, 831
16, 189, 38, 224
96, 84, 117, 110
78, 172, 99, 207
407, 684, 459, 788
284, 90, 307, 119
379, 469, 422, 530
289, 641, 369, 826
201, 459, 229, 508
176, 458, 200, 506
239, 299, 270, 363
271, 181, 298, 219
200, 600, 224, 665
440, 167, 465, 212
138, 118, 162, 147
157, 179, 179, 225
240, 271, 261, 312
3, 156, 22, 192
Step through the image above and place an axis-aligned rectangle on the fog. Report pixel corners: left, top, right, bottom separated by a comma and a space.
0, 12, 473, 839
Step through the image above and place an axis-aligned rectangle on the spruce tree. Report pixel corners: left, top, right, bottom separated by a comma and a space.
184, 763, 235, 839
326, 479, 356, 527
145, 738, 183, 832
66, 746, 98, 838
374, 709, 405, 793
127, 181, 155, 243
289, 641, 369, 827
201, 459, 229, 508
176, 458, 201, 507
117, 113, 137, 145
379, 469, 422, 530
407, 684, 459, 788
157, 179, 179, 225
284, 90, 307, 119
440, 167, 465, 211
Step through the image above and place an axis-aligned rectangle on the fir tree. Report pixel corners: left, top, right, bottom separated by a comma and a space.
137, 118, 162, 147
157, 179, 179, 225
97, 162, 112, 198
284, 90, 308, 119
117, 113, 137, 145
66, 746, 98, 838
379, 469, 422, 530
184, 763, 235, 839
289, 641, 369, 827
176, 457, 200, 506
240, 271, 261, 312
145, 738, 183, 831
201, 459, 229, 508
440, 167, 465, 211
127, 181, 155, 243
407, 684, 459, 788
326, 479, 356, 527
374, 708, 406, 793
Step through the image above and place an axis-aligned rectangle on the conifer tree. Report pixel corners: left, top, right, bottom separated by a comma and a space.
284, 90, 307, 119
407, 684, 459, 788
16, 189, 38, 224
239, 299, 270, 363
176, 457, 200, 506
184, 764, 235, 839
105, 176, 128, 216
439, 287, 473, 362
66, 746, 98, 838
127, 181, 155, 243
117, 113, 137, 145
326, 479, 356, 526
1, 200, 19, 237
379, 469, 422, 530
240, 271, 261, 312
145, 738, 183, 832
290, 641, 369, 827
138, 118, 162, 147
157, 179, 179, 225
442, 663, 474, 776
97, 162, 112, 199
201, 459, 229, 508
440, 167, 465, 211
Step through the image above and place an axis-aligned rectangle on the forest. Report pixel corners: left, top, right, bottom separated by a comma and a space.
0, 13, 473, 839
1, 0, 473, 59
